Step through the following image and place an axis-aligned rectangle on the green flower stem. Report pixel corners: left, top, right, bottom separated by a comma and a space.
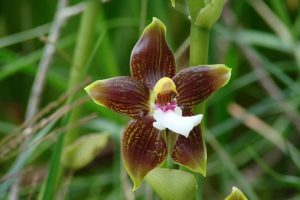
166, 131, 177, 168
40, 1, 99, 199
65, 0, 99, 145
189, 23, 210, 200
190, 24, 210, 66
190, 24, 210, 116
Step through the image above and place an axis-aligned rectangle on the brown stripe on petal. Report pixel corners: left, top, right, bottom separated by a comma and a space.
85, 76, 149, 118
172, 110, 206, 176
153, 77, 178, 106
121, 115, 167, 190
156, 91, 177, 106
130, 18, 176, 89
173, 65, 231, 109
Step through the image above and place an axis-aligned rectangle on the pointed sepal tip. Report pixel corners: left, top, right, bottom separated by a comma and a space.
225, 186, 248, 200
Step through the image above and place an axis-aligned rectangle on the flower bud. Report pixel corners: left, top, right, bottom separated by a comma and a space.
188, 0, 225, 29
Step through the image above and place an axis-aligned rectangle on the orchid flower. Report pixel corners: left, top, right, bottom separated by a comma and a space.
85, 18, 231, 190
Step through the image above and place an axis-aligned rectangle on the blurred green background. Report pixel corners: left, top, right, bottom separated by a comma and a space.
0, 0, 300, 199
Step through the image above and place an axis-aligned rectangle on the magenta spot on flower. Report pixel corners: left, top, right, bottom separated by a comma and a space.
155, 100, 177, 112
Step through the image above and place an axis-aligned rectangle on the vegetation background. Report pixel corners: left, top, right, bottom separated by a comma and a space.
0, 0, 300, 199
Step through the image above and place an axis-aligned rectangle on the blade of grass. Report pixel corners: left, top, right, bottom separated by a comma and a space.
235, 30, 291, 53
228, 102, 300, 171
0, 17, 139, 82
0, 34, 76, 81
139, 0, 147, 34
0, 23, 50, 48
247, 0, 300, 70
215, 24, 300, 95
247, 147, 300, 189
25, 0, 69, 122
65, 0, 99, 145
37, 126, 64, 200
228, 103, 286, 152
93, 5, 120, 78
40, 1, 100, 199
212, 43, 239, 195
212, 90, 300, 138
0, 121, 15, 135
206, 132, 259, 200
269, 0, 291, 27
0, 120, 58, 198
246, 0, 292, 44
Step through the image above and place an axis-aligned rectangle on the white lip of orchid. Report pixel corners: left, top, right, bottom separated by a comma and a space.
152, 105, 203, 138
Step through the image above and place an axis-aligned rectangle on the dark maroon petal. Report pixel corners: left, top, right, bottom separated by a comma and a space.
85, 76, 149, 118
172, 110, 206, 176
130, 18, 176, 89
173, 65, 231, 109
122, 115, 167, 190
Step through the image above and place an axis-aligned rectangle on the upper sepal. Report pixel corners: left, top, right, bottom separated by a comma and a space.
130, 18, 176, 89
85, 76, 149, 118
121, 115, 167, 190
173, 64, 231, 109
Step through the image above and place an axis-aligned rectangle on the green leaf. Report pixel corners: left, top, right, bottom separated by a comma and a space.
61, 133, 109, 170
225, 187, 248, 200
145, 168, 197, 200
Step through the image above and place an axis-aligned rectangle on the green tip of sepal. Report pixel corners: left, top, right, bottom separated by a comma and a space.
182, 156, 207, 177
151, 17, 162, 25
209, 64, 232, 87
141, 17, 166, 36
171, 0, 175, 7
224, 67, 232, 86
84, 80, 101, 97
196, 157, 207, 177
123, 164, 144, 191
219, 64, 232, 87
132, 179, 143, 191
225, 187, 248, 200
152, 17, 166, 31
84, 80, 105, 107
84, 83, 93, 95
